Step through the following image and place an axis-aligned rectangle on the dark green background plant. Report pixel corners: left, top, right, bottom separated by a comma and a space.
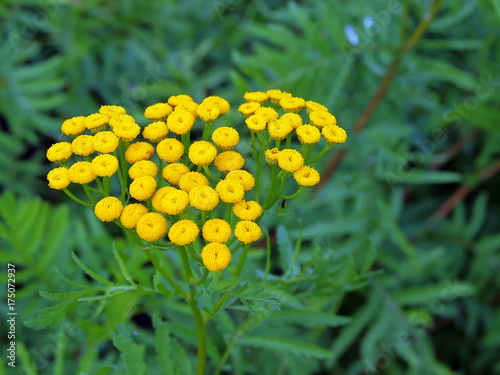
1, 0, 500, 374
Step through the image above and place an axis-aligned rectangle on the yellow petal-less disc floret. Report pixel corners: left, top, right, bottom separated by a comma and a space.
214, 151, 245, 173
136, 213, 168, 242
189, 185, 219, 211
68, 161, 95, 184
144, 103, 173, 121
120, 203, 148, 229
216, 179, 245, 203
85, 113, 109, 132
225, 170, 255, 191
94, 196, 123, 222
268, 119, 293, 141
245, 114, 267, 132
255, 107, 279, 123
71, 136, 94, 157
47, 142, 73, 162
238, 102, 261, 118
178, 172, 209, 193
175, 101, 199, 118
201, 243, 231, 272
157, 138, 185, 163
309, 111, 337, 128
280, 113, 303, 130
162, 189, 189, 215
267, 89, 292, 105
293, 165, 321, 187
128, 160, 158, 180
202, 219, 232, 243
162, 163, 190, 185
278, 149, 304, 172
244, 91, 269, 104
92, 154, 119, 177
168, 219, 199, 246
212, 127, 240, 150
99, 105, 127, 118
167, 109, 195, 135
305, 101, 328, 114
233, 200, 263, 221
143, 121, 169, 143
168, 94, 193, 108
93, 131, 119, 154
197, 102, 221, 122
234, 220, 262, 244
109, 114, 135, 128
151, 187, 177, 213
125, 142, 155, 164
322, 125, 347, 145
279, 96, 306, 113
265, 148, 280, 165
129, 176, 157, 201
61, 116, 86, 137
113, 122, 141, 142
296, 124, 321, 145
47, 167, 70, 190
189, 141, 218, 166
202, 96, 230, 115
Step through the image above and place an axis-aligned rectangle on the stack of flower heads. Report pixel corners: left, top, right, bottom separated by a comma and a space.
46, 91, 346, 272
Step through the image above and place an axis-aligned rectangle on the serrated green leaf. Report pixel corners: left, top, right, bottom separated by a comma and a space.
16, 342, 38, 375
113, 241, 137, 287
25, 299, 76, 330
267, 310, 351, 327
54, 325, 66, 375
399, 170, 462, 185
110, 325, 146, 375
71, 252, 114, 286
152, 315, 174, 375
393, 281, 476, 306
277, 225, 293, 272
241, 336, 331, 359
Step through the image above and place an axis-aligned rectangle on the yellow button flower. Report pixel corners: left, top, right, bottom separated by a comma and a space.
264, 148, 279, 165
128, 160, 158, 180
201, 243, 231, 272
162, 163, 190, 185
68, 161, 95, 184
189, 185, 219, 211
202, 219, 231, 243
167, 94, 193, 107
267, 89, 292, 105
167, 109, 195, 135
94, 196, 123, 222
245, 114, 267, 132
280, 113, 303, 130
238, 102, 261, 118
136, 213, 168, 242
296, 124, 321, 145
129, 176, 157, 201
144, 103, 173, 121
47, 142, 73, 163
71, 136, 94, 157
109, 114, 135, 128
113, 122, 141, 142
93, 131, 119, 154
279, 96, 306, 113
151, 186, 178, 212
305, 101, 328, 114
293, 165, 320, 187
168, 219, 199, 246
255, 107, 278, 123
196, 102, 221, 122
268, 119, 293, 140
178, 172, 209, 193
202, 96, 230, 115
233, 200, 263, 221
225, 170, 255, 191
85, 113, 109, 132
309, 111, 337, 128
216, 179, 245, 203
125, 142, 155, 164
278, 149, 304, 172
99, 105, 127, 118
143, 121, 169, 143
162, 189, 189, 215
92, 154, 119, 177
214, 151, 245, 173
234, 221, 262, 244
189, 141, 218, 166
212, 127, 240, 150
322, 125, 347, 145
120, 203, 148, 229
61, 116, 86, 137
244, 91, 268, 104
175, 101, 199, 118
157, 138, 185, 163
47, 167, 70, 190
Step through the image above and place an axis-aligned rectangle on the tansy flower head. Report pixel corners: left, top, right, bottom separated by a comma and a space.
202, 219, 231, 243
129, 176, 157, 201
268, 119, 293, 140
168, 94, 193, 107
144, 102, 172, 121
255, 107, 279, 123
175, 101, 199, 118
189, 185, 219, 211
47, 142, 73, 163
234, 220, 262, 244
71, 136, 94, 157
99, 105, 127, 118
162, 189, 189, 215
197, 102, 221, 122
93, 131, 119, 154
296, 124, 321, 145
189, 141, 218, 166
279, 96, 306, 113
267, 89, 292, 105
157, 138, 185, 163
216, 179, 245, 203
238, 102, 261, 118
85, 113, 109, 132
212, 127, 240, 150
167, 109, 195, 135
322, 125, 347, 145
94, 196, 123, 222
202, 96, 230, 115
152, 186, 178, 213
233, 200, 263, 221
92, 154, 119, 177
280, 112, 303, 130
109, 114, 135, 128
245, 114, 267, 132
143, 121, 169, 143
162, 163, 190, 185
244, 91, 268, 104
309, 111, 336, 128
225, 170, 255, 191
128, 160, 158, 180
125, 142, 155, 164
201, 243, 231, 272
178, 172, 209, 193
47, 167, 70, 190
265, 148, 279, 165
136, 213, 168, 242
305, 100, 328, 114
278, 149, 304, 172
214, 151, 245, 173
61, 116, 86, 137
68, 161, 95, 184
293, 165, 320, 187
113, 122, 141, 142
120, 203, 148, 229
168, 219, 199, 246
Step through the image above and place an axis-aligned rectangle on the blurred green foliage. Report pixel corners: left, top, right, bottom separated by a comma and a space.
1, 0, 500, 374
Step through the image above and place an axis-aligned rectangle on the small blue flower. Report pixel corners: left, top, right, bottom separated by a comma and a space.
364, 16, 374, 29
344, 25, 359, 46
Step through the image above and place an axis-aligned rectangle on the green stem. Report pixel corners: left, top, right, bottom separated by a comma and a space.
299, 143, 307, 154
278, 186, 305, 200
203, 165, 215, 186
285, 133, 292, 149
276, 139, 281, 150
119, 141, 129, 202
230, 241, 244, 255
254, 132, 266, 202
200, 211, 207, 226
226, 203, 232, 223
264, 229, 272, 281
202, 121, 214, 141
192, 268, 210, 286
62, 188, 94, 207
158, 158, 163, 188
304, 144, 315, 161
204, 292, 228, 323
234, 244, 250, 277
103, 176, 111, 196
82, 184, 97, 204
307, 144, 331, 164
